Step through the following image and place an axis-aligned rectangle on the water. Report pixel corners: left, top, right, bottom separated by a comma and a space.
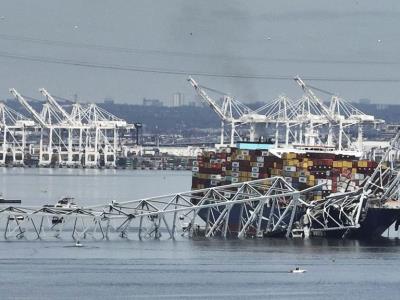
0, 168, 192, 206
1, 169, 400, 299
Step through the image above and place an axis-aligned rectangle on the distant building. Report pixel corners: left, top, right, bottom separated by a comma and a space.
172, 92, 185, 107
142, 98, 163, 107
377, 104, 388, 110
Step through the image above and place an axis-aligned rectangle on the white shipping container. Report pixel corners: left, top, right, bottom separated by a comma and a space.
252, 167, 259, 173
257, 156, 264, 163
256, 162, 264, 167
261, 151, 269, 156
232, 162, 240, 168
192, 166, 199, 172
299, 177, 307, 183
251, 172, 259, 178
284, 166, 296, 172
231, 177, 239, 183
232, 172, 240, 178
285, 177, 293, 183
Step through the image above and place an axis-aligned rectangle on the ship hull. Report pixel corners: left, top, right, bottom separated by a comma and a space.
196, 205, 400, 239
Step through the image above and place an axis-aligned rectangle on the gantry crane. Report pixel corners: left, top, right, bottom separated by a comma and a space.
0, 102, 35, 166
10, 88, 56, 166
188, 76, 267, 146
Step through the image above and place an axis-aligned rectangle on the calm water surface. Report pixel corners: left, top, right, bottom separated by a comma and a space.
0, 168, 400, 299
0, 168, 192, 206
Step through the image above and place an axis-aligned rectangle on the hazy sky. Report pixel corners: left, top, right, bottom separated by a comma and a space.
0, 1, 399, 104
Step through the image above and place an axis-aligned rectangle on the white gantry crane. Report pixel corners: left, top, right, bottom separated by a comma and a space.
253, 95, 297, 147
188, 75, 384, 154
80, 103, 134, 168
39, 88, 85, 167
9, 88, 134, 168
293, 76, 383, 151
9, 88, 57, 167
329, 95, 383, 151
293, 76, 337, 147
188, 76, 267, 146
0, 102, 35, 166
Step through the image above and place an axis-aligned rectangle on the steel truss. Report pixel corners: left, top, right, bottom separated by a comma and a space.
305, 189, 367, 235
305, 131, 400, 234
0, 177, 317, 241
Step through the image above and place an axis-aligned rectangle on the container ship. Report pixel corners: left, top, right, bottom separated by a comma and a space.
187, 76, 400, 239
191, 142, 400, 239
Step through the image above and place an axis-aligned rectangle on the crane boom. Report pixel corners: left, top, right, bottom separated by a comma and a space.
187, 76, 228, 121
9, 88, 47, 127
294, 76, 335, 123
39, 88, 75, 125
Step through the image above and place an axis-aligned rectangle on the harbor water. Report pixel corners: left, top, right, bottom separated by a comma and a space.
1, 168, 400, 299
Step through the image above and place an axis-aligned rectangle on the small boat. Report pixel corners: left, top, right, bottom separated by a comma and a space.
290, 267, 307, 273
75, 241, 83, 247
54, 197, 78, 209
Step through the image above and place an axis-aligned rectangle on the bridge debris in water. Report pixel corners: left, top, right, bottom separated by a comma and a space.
0, 176, 385, 242
0, 132, 399, 242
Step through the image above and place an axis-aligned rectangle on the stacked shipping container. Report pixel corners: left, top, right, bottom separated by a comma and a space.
192, 147, 378, 201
